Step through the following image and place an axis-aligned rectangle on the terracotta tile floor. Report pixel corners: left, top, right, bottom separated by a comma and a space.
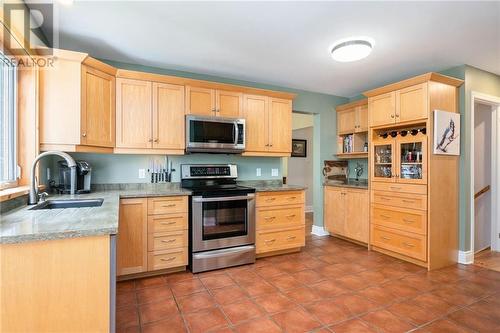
117, 216, 500, 332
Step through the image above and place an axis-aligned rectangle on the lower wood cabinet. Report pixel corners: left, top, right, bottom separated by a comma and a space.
117, 196, 188, 277
255, 190, 305, 255
324, 186, 369, 244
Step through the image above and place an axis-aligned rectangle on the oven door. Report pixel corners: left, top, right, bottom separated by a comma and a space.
192, 194, 255, 252
186, 116, 245, 153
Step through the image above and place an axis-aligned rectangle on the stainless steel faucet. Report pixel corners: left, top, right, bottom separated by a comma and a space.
29, 151, 77, 205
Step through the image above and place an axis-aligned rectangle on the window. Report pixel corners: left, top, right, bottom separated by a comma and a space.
0, 51, 18, 189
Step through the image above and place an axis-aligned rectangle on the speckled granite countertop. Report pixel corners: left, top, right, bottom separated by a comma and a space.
238, 180, 307, 192
0, 183, 191, 244
323, 179, 368, 189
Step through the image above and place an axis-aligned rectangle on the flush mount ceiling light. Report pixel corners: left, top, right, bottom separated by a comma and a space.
330, 37, 374, 62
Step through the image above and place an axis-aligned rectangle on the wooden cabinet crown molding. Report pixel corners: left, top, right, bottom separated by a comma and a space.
363, 72, 463, 97
335, 98, 368, 112
116, 69, 296, 100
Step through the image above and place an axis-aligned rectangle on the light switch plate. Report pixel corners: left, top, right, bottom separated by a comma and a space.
272, 168, 279, 177
256, 168, 262, 177
138, 169, 146, 179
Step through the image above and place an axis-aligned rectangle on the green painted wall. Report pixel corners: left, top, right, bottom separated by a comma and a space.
96, 59, 348, 227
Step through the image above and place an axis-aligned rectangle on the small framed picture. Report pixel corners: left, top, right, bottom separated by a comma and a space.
433, 110, 460, 155
291, 139, 307, 157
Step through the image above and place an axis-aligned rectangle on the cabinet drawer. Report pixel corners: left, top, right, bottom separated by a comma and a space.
148, 214, 188, 233
148, 248, 187, 271
256, 206, 304, 230
371, 225, 426, 261
148, 231, 188, 251
371, 191, 427, 210
256, 226, 305, 254
371, 182, 427, 195
256, 191, 305, 207
148, 196, 188, 215
371, 204, 427, 235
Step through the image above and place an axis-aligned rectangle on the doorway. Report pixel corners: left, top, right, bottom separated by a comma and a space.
471, 92, 500, 271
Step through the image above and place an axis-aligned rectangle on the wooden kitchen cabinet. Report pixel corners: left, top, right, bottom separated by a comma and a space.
336, 99, 368, 135
243, 95, 292, 156
40, 49, 117, 153
324, 186, 368, 244
117, 198, 148, 276
186, 86, 242, 117
368, 83, 428, 128
115, 78, 185, 154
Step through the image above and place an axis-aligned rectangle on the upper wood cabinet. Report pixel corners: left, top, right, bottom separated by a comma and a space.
186, 86, 243, 118
115, 78, 185, 154
117, 198, 148, 276
336, 99, 368, 134
39, 49, 117, 153
368, 83, 428, 128
243, 95, 292, 156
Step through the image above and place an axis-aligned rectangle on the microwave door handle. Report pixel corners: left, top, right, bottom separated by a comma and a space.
234, 122, 239, 146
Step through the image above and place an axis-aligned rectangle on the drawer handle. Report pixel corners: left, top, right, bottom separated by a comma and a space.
160, 256, 176, 262
264, 216, 276, 221
403, 219, 415, 224
264, 239, 276, 243
265, 198, 276, 202
161, 239, 176, 243
403, 242, 415, 248
380, 197, 391, 201
381, 236, 391, 241
286, 214, 296, 218
390, 186, 402, 190
402, 200, 415, 203
286, 235, 297, 240
287, 196, 297, 200
162, 204, 176, 208
380, 215, 391, 219
160, 221, 177, 225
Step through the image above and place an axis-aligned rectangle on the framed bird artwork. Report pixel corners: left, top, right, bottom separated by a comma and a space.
433, 110, 461, 155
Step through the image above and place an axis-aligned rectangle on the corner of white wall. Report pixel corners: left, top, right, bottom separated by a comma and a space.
458, 250, 474, 264
311, 225, 330, 237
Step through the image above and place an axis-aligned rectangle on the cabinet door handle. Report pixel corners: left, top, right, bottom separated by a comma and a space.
286, 235, 297, 240
402, 199, 415, 203
269, 144, 273, 147
160, 221, 177, 225
148, 138, 153, 142
380, 214, 391, 219
403, 218, 415, 224
265, 144, 269, 147
154, 139, 159, 143
265, 198, 276, 202
160, 256, 177, 262
264, 216, 276, 221
380, 197, 391, 201
390, 186, 402, 190
264, 239, 276, 243
395, 114, 400, 118
82, 132, 87, 137
286, 214, 296, 218
161, 239, 176, 243
391, 114, 395, 118
403, 242, 415, 248
287, 196, 297, 200
381, 236, 391, 241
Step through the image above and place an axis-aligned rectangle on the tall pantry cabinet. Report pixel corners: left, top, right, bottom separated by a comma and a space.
365, 73, 463, 270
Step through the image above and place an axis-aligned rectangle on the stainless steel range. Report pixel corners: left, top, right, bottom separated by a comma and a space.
181, 164, 256, 273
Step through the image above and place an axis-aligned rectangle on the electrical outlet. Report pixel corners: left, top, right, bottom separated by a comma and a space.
256, 168, 262, 177
272, 168, 279, 177
138, 169, 146, 179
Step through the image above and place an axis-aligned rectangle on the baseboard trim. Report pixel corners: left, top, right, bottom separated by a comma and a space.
311, 225, 330, 237
305, 205, 313, 213
458, 250, 474, 264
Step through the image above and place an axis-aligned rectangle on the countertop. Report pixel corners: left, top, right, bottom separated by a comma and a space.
323, 179, 368, 189
1, 181, 307, 244
0, 183, 191, 245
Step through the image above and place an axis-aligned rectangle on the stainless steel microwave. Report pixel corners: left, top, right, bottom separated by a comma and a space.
186, 115, 245, 153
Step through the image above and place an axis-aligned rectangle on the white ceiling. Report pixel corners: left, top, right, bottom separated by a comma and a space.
51, 1, 499, 97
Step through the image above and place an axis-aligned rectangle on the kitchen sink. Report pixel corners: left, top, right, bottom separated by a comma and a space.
29, 198, 104, 210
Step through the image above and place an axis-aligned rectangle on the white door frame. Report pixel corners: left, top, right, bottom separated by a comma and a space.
470, 91, 500, 258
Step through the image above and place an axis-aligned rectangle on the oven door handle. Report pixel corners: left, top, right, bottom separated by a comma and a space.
193, 195, 254, 203
194, 245, 255, 259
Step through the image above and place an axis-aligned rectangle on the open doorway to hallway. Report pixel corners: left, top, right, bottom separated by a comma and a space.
283, 112, 314, 223
472, 94, 500, 272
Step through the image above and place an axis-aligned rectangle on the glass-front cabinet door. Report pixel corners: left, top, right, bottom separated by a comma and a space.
372, 139, 395, 182
396, 135, 427, 184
